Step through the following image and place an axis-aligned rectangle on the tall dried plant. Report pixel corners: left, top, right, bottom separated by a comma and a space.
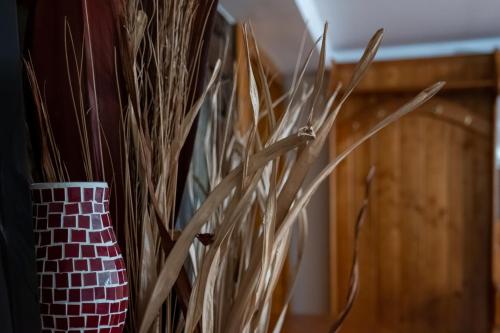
26, 1, 444, 330
24, 57, 68, 183
117, 0, 219, 331
117, 4, 444, 329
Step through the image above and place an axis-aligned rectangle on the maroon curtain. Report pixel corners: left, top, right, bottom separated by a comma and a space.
26, 0, 125, 241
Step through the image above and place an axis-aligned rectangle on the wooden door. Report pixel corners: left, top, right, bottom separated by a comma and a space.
329, 54, 496, 333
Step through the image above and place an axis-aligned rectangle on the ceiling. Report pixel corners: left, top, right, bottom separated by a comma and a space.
219, 0, 321, 75
220, 0, 500, 74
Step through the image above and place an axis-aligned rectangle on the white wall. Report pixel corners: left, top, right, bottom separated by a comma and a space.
290, 145, 331, 314
283, 71, 332, 315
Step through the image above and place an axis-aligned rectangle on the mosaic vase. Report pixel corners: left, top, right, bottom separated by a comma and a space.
32, 182, 128, 332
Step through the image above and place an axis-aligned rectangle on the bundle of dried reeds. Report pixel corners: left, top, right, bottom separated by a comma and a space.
26, 1, 443, 330
25, 57, 68, 183
116, 5, 444, 329
116, 0, 220, 331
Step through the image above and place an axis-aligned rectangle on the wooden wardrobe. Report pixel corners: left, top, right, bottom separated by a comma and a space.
329, 54, 500, 332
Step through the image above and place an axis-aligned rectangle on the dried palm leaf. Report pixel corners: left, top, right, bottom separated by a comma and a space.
114, 4, 444, 330
329, 166, 375, 333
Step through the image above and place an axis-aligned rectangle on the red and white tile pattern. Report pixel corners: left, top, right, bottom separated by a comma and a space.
32, 182, 128, 333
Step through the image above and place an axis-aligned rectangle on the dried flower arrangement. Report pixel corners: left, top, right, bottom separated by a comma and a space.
25, 0, 444, 332
116, 6, 443, 329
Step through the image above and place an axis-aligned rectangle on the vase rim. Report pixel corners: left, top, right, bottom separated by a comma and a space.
31, 182, 108, 189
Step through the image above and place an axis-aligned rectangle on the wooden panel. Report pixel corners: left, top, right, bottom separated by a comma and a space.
282, 314, 332, 333
492, 51, 500, 332
331, 54, 496, 94
375, 120, 401, 332
399, 115, 426, 332
329, 54, 494, 333
333, 101, 492, 332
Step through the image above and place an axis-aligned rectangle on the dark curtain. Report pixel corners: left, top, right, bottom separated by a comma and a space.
0, 0, 41, 331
